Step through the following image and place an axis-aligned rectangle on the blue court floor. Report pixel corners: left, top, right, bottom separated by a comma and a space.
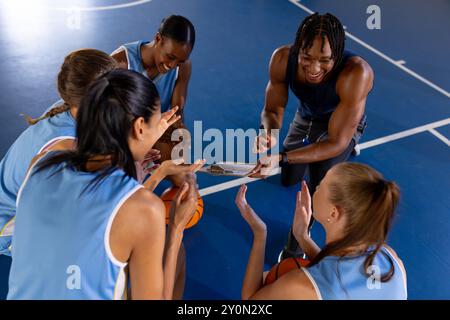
0, 0, 449, 299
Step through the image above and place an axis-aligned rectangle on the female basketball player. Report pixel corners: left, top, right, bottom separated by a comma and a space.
111, 15, 195, 187
0, 49, 116, 256
236, 163, 407, 299
8, 70, 199, 299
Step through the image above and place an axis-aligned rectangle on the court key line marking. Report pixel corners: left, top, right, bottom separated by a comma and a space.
198, 117, 450, 197
288, 0, 450, 99
428, 128, 450, 147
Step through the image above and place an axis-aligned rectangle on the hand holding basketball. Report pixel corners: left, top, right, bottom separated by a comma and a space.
169, 174, 198, 230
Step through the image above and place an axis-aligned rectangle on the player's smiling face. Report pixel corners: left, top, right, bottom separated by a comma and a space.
154, 34, 191, 74
299, 35, 335, 84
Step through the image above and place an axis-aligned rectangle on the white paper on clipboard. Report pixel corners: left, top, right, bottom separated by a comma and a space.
199, 162, 256, 177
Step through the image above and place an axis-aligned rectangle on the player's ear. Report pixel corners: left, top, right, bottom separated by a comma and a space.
132, 117, 146, 141
155, 33, 163, 46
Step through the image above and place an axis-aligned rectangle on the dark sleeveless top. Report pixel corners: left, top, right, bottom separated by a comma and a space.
285, 47, 357, 122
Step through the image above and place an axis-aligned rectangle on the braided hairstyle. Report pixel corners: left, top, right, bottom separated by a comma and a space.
23, 102, 70, 125
292, 13, 346, 69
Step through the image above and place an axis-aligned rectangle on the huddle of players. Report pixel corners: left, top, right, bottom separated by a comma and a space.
0, 14, 407, 300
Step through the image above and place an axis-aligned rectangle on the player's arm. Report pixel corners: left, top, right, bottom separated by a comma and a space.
171, 60, 192, 123
285, 59, 373, 164
247, 269, 319, 300
261, 46, 290, 131
111, 189, 167, 299
110, 48, 129, 70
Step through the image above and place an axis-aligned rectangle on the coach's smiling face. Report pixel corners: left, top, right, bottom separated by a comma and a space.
299, 35, 335, 84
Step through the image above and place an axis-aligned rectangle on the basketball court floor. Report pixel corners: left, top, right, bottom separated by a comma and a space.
0, 0, 449, 299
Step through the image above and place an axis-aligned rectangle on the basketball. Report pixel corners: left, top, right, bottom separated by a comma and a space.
264, 257, 310, 286
160, 187, 204, 229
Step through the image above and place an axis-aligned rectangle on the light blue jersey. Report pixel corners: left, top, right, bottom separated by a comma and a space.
8, 153, 142, 299
0, 102, 75, 255
303, 246, 407, 300
120, 40, 178, 112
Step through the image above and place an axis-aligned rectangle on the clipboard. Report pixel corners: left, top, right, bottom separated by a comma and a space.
199, 162, 256, 177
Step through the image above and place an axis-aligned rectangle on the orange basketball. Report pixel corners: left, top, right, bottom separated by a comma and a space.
264, 257, 310, 286
160, 187, 204, 229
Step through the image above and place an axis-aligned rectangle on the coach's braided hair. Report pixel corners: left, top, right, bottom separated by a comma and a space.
291, 13, 346, 69
23, 49, 117, 125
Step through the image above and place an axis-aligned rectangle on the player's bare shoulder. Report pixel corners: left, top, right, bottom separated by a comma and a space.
338, 56, 374, 94
341, 56, 374, 86
116, 187, 165, 237
110, 48, 129, 70
269, 45, 291, 82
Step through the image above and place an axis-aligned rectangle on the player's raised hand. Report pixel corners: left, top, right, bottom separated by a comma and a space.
159, 158, 206, 178
157, 106, 181, 138
235, 184, 266, 236
292, 181, 313, 241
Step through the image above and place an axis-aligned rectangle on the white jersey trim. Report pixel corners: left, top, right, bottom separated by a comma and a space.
104, 184, 143, 268
16, 154, 48, 208
384, 246, 408, 299
113, 267, 127, 300
118, 45, 131, 70
38, 136, 76, 154
301, 267, 323, 300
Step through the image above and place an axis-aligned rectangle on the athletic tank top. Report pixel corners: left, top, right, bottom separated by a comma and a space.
8, 153, 142, 299
285, 48, 358, 122
303, 246, 408, 300
120, 40, 178, 112
0, 102, 75, 255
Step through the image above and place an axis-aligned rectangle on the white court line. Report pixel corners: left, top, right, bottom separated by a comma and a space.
51, 0, 152, 12
428, 128, 450, 147
198, 117, 450, 197
359, 118, 450, 149
287, 0, 450, 99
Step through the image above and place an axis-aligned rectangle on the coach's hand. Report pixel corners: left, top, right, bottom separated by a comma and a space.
252, 132, 277, 154
248, 154, 281, 178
